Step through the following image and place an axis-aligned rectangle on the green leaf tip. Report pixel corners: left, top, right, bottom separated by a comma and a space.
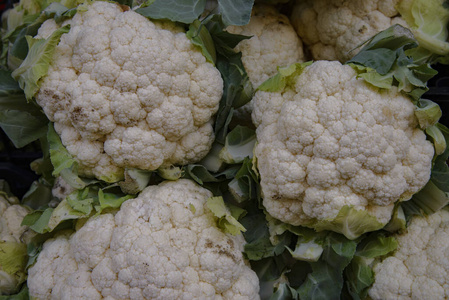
206, 196, 246, 235
12, 25, 70, 100
257, 61, 313, 92
347, 24, 438, 99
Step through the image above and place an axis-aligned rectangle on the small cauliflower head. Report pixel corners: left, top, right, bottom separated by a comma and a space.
227, 4, 305, 126
35, 1, 223, 182
252, 61, 434, 239
369, 208, 449, 299
27, 179, 260, 299
0, 192, 30, 295
290, 0, 408, 62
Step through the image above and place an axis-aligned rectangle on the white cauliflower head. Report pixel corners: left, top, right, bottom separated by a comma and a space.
0, 193, 29, 244
227, 4, 305, 126
252, 61, 434, 239
0, 192, 30, 295
27, 179, 260, 299
227, 4, 305, 89
35, 1, 223, 182
290, 0, 408, 62
369, 208, 449, 299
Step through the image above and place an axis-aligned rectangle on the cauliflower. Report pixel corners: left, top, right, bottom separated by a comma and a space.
226, 4, 305, 126
33, 1, 223, 182
368, 208, 449, 299
290, 0, 407, 62
227, 4, 304, 89
27, 179, 260, 299
0, 191, 31, 295
252, 61, 434, 239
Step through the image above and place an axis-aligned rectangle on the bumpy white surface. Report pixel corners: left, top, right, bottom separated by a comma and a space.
369, 209, 449, 299
0, 194, 29, 243
290, 0, 408, 62
227, 4, 305, 126
252, 61, 434, 227
35, 2, 223, 181
27, 179, 260, 300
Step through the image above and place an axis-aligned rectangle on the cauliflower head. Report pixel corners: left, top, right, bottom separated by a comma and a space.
252, 61, 434, 239
368, 208, 449, 299
290, 0, 407, 62
227, 4, 305, 126
227, 4, 305, 89
0, 192, 30, 295
35, 1, 223, 182
27, 179, 260, 299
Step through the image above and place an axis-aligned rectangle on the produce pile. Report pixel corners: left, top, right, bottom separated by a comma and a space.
1, 0, 449, 299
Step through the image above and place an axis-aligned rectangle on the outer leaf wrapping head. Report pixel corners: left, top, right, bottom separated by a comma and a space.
11, 25, 70, 100
398, 0, 449, 56
347, 24, 437, 100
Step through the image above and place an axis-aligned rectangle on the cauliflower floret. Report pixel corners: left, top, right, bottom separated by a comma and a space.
290, 0, 408, 62
0, 192, 31, 295
252, 61, 434, 238
35, 1, 223, 181
369, 209, 449, 299
27, 179, 260, 299
0, 193, 29, 244
227, 4, 305, 126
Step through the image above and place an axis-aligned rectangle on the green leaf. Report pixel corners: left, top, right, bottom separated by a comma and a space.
95, 189, 134, 214
270, 282, 299, 300
343, 256, 375, 300
206, 196, 246, 235
0, 109, 48, 148
402, 179, 449, 216
204, 15, 253, 143
47, 123, 82, 184
415, 99, 443, 129
398, 0, 449, 56
21, 179, 54, 210
426, 125, 447, 155
136, 0, 206, 24
228, 157, 259, 202
119, 168, 153, 194
66, 188, 94, 215
349, 48, 397, 75
0, 285, 29, 300
344, 233, 397, 299
285, 227, 326, 262
0, 241, 28, 293
0, 70, 48, 148
219, 125, 256, 164
12, 25, 70, 100
217, 0, 253, 26
186, 19, 216, 64
383, 205, 407, 232
346, 24, 438, 99
430, 124, 449, 192
311, 205, 386, 240
298, 233, 357, 300
242, 212, 291, 260
21, 208, 54, 234
258, 62, 313, 92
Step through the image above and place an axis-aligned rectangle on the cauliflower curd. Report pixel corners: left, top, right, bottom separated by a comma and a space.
227, 4, 305, 126
27, 179, 260, 299
369, 208, 449, 299
290, 0, 407, 62
252, 61, 434, 238
35, 1, 223, 181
